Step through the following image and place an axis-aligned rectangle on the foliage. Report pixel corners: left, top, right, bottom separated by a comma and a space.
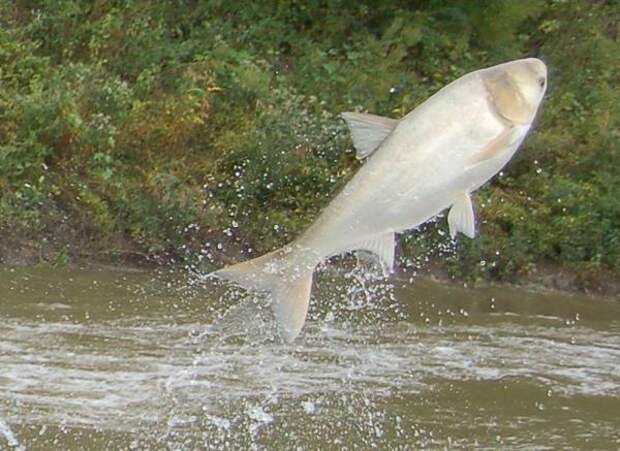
0, 0, 618, 283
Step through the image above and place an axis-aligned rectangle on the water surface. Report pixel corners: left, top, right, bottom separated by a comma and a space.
1, 267, 619, 449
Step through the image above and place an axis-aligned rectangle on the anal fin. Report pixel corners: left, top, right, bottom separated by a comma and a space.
448, 193, 475, 239
354, 232, 396, 275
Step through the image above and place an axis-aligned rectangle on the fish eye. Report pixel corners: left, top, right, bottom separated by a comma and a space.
538, 77, 546, 88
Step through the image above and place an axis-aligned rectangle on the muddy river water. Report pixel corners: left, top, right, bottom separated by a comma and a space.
1, 266, 619, 449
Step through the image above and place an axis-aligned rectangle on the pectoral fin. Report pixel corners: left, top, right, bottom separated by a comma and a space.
354, 232, 396, 275
341, 112, 399, 159
448, 193, 475, 239
466, 126, 516, 168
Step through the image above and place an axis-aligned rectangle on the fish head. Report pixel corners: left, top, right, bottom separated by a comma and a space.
482, 58, 547, 125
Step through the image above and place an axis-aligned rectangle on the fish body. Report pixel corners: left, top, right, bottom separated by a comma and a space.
212, 58, 548, 341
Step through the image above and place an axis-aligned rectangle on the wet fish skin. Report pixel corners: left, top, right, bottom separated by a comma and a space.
211, 58, 548, 342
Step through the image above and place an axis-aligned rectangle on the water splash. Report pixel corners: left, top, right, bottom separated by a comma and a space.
0, 418, 24, 451
1, 268, 619, 448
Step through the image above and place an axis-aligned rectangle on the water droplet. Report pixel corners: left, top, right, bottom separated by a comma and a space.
301, 400, 316, 414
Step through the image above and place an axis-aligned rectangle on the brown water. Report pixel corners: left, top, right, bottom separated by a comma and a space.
0, 266, 619, 450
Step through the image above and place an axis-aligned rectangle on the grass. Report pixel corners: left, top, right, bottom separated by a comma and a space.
0, 1, 618, 290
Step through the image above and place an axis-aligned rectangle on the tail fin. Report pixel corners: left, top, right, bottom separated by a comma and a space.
210, 248, 315, 342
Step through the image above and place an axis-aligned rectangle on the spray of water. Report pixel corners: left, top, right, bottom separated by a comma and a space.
0, 417, 24, 451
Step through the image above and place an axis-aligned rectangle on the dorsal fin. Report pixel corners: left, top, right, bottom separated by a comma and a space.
341, 112, 399, 159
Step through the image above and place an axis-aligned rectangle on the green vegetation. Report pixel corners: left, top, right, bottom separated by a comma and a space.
0, 1, 618, 289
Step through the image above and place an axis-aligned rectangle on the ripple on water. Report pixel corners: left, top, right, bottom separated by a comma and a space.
0, 269, 619, 449
1, 318, 619, 427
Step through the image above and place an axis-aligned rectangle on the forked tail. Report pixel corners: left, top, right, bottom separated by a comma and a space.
210, 247, 315, 342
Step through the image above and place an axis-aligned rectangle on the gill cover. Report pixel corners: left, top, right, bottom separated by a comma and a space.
483, 71, 532, 125
482, 58, 547, 126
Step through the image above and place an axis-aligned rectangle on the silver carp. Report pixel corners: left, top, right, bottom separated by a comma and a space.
211, 58, 548, 342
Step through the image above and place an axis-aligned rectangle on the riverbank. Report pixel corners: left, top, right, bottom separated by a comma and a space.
1, 2, 618, 292
415, 263, 620, 302
2, 231, 618, 301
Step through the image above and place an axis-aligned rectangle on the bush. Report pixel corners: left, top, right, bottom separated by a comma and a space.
0, 1, 618, 281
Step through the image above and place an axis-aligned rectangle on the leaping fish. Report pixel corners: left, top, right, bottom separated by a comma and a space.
211, 58, 548, 342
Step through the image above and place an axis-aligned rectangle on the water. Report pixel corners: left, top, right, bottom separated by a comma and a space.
1, 266, 619, 449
